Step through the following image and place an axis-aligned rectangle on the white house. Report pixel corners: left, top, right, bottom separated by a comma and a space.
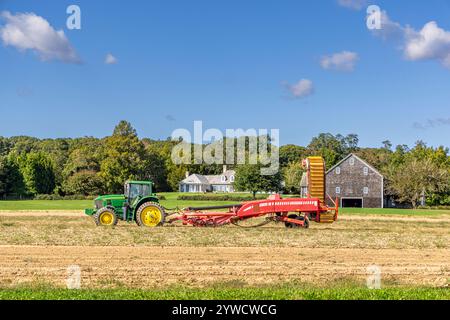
179, 166, 235, 193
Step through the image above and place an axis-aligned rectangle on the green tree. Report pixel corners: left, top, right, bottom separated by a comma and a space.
38, 138, 70, 187
385, 157, 449, 209
355, 148, 391, 171
141, 145, 170, 192
0, 137, 12, 156
0, 156, 26, 197
339, 133, 359, 153
144, 138, 185, 192
283, 161, 304, 194
8, 136, 39, 154
19, 152, 56, 194
409, 141, 449, 166
279, 145, 307, 168
307, 133, 360, 169
99, 121, 147, 193
382, 140, 392, 151
63, 138, 103, 173
63, 170, 103, 196
166, 163, 187, 192
61, 138, 104, 195
307, 133, 344, 169
234, 163, 282, 198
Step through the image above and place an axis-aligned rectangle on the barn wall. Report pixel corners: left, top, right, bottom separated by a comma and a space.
326, 155, 383, 208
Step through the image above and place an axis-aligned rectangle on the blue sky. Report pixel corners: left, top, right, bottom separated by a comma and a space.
1, 0, 450, 148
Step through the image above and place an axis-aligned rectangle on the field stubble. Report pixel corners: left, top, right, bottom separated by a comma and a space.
0, 211, 449, 290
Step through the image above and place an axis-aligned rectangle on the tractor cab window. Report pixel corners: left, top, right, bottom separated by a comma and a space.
127, 183, 151, 203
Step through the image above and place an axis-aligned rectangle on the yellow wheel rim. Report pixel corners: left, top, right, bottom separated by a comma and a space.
141, 206, 162, 227
99, 212, 114, 226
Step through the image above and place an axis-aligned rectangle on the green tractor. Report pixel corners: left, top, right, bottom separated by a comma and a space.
84, 180, 165, 227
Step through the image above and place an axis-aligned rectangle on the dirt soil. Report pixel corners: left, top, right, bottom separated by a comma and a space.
0, 211, 85, 217
0, 245, 448, 289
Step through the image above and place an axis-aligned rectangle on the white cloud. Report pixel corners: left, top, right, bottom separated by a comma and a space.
404, 22, 450, 67
320, 51, 359, 72
0, 11, 80, 63
369, 11, 450, 69
104, 53, 118, 64
337, 0, 367, 11
285, 79, 314, 99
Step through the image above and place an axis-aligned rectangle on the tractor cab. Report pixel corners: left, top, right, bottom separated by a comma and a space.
124, 180, 153, 206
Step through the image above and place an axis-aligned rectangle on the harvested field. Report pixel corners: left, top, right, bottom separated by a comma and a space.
0, 213, 449, 249
0, 245, 448, 289
0, 211, 449, 291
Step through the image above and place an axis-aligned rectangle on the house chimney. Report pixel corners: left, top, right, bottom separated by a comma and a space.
185, 171, 190, 179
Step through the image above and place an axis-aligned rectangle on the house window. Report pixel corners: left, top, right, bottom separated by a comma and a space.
336, 167, 341, 175
221, 175, 226, 182
363, 167, 369, 175
363, 187, 369, 194
336, 187, 341, 194
230, 175, 235, 182
349, 158, 355, 165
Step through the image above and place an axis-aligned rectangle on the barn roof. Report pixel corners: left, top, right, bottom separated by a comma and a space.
326, 153, 383, 178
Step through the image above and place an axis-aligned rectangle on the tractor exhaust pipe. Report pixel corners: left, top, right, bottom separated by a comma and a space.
122, 203, 128, 221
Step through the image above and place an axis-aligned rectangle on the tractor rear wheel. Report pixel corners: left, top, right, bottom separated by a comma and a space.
136, 202, 165, 227
93, 207, 118, 226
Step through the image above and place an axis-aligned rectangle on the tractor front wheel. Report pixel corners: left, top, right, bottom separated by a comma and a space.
93, 207, 118, 226
136, 202, 166, 227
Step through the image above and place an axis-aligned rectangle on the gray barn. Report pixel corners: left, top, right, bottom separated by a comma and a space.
326, 154, 384, 208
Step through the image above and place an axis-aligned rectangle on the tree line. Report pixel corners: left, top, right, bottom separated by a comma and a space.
0, 121, 449, 207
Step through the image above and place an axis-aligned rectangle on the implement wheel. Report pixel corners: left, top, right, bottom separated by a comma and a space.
285, 214, 308, 229
136, 202, 165, 227
303, 216, 310, 229
285, 214, 299, 228
93, 207, 118, 226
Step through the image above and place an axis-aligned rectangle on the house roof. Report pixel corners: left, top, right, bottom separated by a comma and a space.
180, 174, 210, 184
180, 170, 236, 185
205, 170, 235, 184
326, 153, 383, 178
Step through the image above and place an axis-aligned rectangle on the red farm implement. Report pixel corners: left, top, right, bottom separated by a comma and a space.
166, 156, 338, 229
86, 156, 338, 228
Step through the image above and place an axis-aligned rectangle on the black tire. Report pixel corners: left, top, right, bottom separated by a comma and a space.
93, 207, 118, 226
135, 202, 166, 227
285, 214, 309, 229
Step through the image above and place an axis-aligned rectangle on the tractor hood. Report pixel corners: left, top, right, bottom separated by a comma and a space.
94, 194, 126, 201
85, 194, 127, 216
